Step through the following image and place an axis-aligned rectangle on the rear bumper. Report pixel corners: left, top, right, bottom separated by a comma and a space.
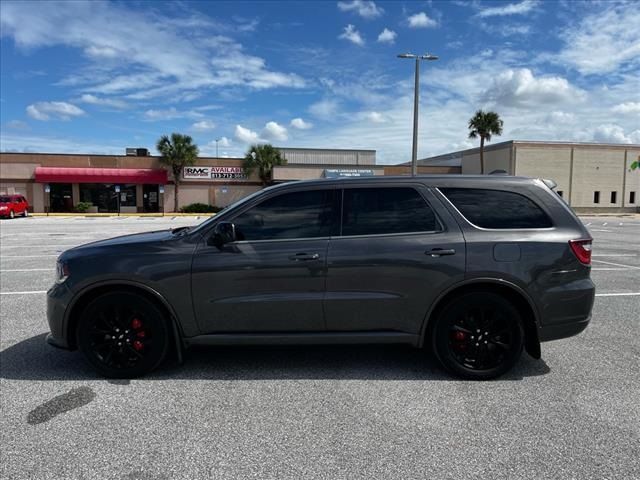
539, 315, 591, 342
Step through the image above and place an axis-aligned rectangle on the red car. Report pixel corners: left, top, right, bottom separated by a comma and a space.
0, 194, 29, 219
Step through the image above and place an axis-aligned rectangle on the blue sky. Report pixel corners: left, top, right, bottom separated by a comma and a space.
1, 0, 639, 163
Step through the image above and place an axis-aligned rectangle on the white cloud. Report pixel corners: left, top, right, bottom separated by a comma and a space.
612, 102, 640, 114
143, 107, 203, 121
308, 99, 341, 119
78, 94, 128, 109
262, 121, 288, 141
477, 0, 539, 18
191, 120, 217, 132
365, 111, 387, 123
26, 101, 85, 121
591, 124, 640, 144
290, 117, 313, 129
377, 28, 397, 44
339, 24, 364, 46
553, 4, 640, 75
0, 1, 306, 99
484, 68, 585, 107
407, 12, 437, 28
337, 1, 383, 19
5, 120, 29, 130
217, 136, 231, 147
235, 124, 263, 144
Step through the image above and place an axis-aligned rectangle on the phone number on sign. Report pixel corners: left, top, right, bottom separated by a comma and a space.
212, 173, 247, 179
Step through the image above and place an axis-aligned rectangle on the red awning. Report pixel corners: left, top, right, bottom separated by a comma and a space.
34, 167, 168, 185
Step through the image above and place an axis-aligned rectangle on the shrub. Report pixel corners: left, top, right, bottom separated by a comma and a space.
75, 201, 93, 213
180, 203, 222, 213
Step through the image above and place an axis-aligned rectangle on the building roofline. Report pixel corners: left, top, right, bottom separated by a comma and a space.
408, 139, 640, 166
278, 147, 376, 153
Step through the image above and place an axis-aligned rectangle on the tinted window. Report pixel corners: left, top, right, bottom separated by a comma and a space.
0, 196, 10, 203
233, 190, 335, 241
342, 187, 438, 236
441, 188, 552, 229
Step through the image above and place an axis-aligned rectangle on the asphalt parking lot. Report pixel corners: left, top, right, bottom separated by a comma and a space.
1, 215, 639, 480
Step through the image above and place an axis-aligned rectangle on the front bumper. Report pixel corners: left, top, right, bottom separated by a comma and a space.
46, 281, 73, 350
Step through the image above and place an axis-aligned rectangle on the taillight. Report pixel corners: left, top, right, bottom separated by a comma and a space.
569, 239, 592, 265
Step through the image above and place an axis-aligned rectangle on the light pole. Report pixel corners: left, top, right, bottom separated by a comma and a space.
397, 53, 438, 176
215, 138, 222, 158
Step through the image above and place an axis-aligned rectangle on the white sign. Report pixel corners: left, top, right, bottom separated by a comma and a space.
183, 166, 247, 181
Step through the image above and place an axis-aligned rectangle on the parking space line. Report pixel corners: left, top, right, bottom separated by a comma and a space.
592, 259, 640, 270
1, 245, 78, 249
0, 268, 52, 272
0, 255, 59, 258
595, 292, 640, 297
0, 290, 47, 295
592, 254, 637, 257
591, 267, 628, 271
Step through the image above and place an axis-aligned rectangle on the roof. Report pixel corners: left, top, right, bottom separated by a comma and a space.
411, 139, 640, 166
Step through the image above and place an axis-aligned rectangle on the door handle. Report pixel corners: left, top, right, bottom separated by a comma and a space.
426, 248, 456, 257
288, 253, 320, 261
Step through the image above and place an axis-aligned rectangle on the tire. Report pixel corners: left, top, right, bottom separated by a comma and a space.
22, 209, 28, 217
9, 210, 14, 219
431, 291, 524, 380
76, 291, 170, 378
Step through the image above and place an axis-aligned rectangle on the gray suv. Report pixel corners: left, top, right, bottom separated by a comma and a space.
46, 176, 595, 379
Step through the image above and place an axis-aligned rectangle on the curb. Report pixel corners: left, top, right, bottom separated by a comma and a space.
30, 213, 214, 217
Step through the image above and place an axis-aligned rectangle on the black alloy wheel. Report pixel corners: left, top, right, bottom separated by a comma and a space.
431, 291, 524, 380
77, 292, 170, 378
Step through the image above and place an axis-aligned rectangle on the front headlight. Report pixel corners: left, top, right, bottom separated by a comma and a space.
56, 261, 70, 283
0, 206, 8, 210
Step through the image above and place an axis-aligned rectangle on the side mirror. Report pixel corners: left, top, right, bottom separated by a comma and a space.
209, 222, 237, 248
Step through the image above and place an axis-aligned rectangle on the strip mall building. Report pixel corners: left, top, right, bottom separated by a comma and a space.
0, 147, 457, 213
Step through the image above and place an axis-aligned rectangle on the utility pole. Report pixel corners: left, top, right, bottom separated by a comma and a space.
397, 53, 439, 176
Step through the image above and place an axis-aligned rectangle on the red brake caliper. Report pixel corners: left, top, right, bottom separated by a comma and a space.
452, 330, 467, 350
131, 318, 145, 351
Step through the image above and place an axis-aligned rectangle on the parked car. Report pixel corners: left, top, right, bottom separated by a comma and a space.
0, 194, 29, 219
46, 176, 595, 379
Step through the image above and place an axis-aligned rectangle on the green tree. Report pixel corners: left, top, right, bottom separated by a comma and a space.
156, 133, 199, 212
243, 144, 286, 186
468, 110, 504, 174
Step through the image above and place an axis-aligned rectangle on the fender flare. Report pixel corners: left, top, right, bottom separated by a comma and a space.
417, 277, 542, 350
64, 279, 185, 363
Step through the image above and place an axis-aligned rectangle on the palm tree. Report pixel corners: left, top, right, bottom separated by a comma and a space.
156, 133, 199, 212
468, 110, 503, 174
243, 144, 286, 186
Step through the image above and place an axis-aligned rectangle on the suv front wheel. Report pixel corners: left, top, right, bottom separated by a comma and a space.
76, 291, 170, 378
431, 291, 524, 380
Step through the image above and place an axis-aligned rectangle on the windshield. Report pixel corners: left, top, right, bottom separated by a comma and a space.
0, 196, 11, 203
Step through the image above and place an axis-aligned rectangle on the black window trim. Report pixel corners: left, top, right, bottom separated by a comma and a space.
336, 184, 444, 239
436, 187, 555, 231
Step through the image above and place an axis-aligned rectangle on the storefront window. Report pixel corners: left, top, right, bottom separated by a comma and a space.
79, 183, 137, 212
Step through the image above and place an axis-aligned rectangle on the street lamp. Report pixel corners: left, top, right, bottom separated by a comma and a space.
397, 52, 438, 176
215, 138, 221, 158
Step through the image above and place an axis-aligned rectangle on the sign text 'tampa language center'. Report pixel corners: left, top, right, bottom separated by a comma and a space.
183, 166, 247, 181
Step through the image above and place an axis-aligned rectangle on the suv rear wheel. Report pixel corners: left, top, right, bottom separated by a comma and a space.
76, 291, 170, 378
431, 291, 524, 380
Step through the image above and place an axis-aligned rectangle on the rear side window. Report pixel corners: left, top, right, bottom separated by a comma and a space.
342, 187, 438, 236
233, 189, 336, 241
440, 188, 552, 229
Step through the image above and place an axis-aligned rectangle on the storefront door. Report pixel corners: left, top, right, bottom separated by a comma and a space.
50, 183, 73, 212
143, 185, 159, 213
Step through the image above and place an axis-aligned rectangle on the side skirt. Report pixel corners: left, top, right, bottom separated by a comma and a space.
184, 331, 420, 347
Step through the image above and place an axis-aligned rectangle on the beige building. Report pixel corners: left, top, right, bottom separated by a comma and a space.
1, 147, 460, 213
417, 140, 640, 212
